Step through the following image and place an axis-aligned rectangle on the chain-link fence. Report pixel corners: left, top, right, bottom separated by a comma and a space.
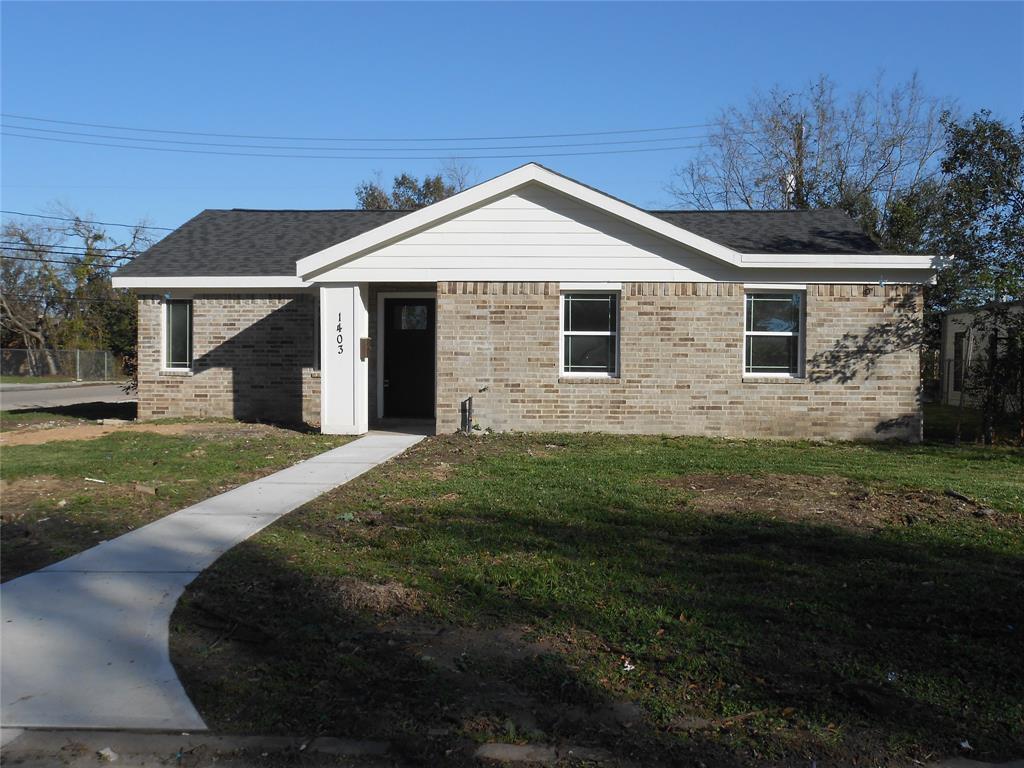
0, 348, 125, 381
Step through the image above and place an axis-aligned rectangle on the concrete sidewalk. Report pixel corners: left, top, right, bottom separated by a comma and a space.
0, 431, 423, 731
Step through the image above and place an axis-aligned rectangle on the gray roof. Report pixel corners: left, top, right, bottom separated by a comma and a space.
650, 209, 883, 255
116, 207, 882, 278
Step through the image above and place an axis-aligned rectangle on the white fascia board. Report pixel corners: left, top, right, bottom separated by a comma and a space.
313, 266, 935, 284
739, 253, 937, 269
112, 276, 312, 290
296, 163, 748, 279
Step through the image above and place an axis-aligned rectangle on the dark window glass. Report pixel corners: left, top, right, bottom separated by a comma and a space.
166, 300, 192, 369
565, 294, 617, 333
564, 335, 614, 373
745, 335, 798, 375
746, 293, 801, 332
562, 293, 618, 375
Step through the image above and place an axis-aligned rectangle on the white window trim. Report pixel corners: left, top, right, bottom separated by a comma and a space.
559, 290, 620, 379
161, 298, 193, 372
742, 289, 806, 379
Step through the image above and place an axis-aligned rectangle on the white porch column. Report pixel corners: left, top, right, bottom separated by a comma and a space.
319, 283, 369, 434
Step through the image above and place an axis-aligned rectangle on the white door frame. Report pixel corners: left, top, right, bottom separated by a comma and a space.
375, 291, 437, 420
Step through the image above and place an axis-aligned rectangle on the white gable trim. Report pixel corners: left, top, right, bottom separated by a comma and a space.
295, 163, 936, 280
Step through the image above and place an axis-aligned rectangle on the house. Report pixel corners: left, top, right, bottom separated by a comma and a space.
111, 163, 936, 441
938, 300, 1023, 409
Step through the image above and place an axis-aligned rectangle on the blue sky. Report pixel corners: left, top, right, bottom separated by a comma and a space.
2, 1, 1022, 236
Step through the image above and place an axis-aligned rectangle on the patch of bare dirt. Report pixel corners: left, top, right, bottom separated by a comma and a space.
663, 473, 1015, 530
0, 474, 119, 511
0, 420, 278, 447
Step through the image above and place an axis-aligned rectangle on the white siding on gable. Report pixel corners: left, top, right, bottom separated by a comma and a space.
312, 183, 933, 285
315, 185, 739, 283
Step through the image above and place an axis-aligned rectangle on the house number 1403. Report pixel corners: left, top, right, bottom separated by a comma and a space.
336, 312, 344, 355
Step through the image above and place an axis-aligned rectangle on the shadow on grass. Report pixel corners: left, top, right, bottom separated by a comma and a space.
173, 495, 1024, 766
3, 400, 138, 422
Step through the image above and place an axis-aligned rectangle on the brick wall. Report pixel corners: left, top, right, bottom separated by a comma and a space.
137, 294, 321, 425
435, 282, 923, 441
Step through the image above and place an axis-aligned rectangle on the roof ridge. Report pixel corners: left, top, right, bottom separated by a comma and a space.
224, 208, 416, 213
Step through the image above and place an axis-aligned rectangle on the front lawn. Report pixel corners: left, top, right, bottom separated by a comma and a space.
172, 434, 1024, 766
1, 419, 351, 580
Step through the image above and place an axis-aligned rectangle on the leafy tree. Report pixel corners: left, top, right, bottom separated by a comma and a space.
933, 111, 1023, 443
355, 160, 476, 210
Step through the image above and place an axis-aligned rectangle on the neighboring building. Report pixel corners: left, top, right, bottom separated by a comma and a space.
112, 164, 935, 441
939, 301, 1023, 408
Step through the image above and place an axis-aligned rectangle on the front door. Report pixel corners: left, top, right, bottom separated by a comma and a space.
382, 297, 435, 418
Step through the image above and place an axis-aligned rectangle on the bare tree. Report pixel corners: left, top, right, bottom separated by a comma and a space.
1, 210, 152, 375
669, 74, 952, 245
439, 158, 478, 192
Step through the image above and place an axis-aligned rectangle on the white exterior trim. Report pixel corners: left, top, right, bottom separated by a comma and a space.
112, 276, 312, 290
319, 284, 369, 435
744, 283, 807, 290
305, 267, 935, 285
295, 163, 937, 280
160, 298, 193, 373
374, 291, 437, 420
741, 287, 807, 380
559, 289, 621, 379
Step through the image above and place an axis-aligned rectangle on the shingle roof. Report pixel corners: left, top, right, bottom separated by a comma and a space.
649, 209, 883, 255
116, 207, 882, 278
115, 209, 411, 278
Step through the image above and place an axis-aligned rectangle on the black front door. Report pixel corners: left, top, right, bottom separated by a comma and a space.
383, 298, 435, 418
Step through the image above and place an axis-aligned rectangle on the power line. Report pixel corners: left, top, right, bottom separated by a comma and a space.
2, 112, 717, 143
0, 210, 173, 231
2, 292, 129, 304
1, 253, 128, 267
2, 130, 709, 161
1, 241, 139, 258
2, 122, 716, 152
1, 239, 139, 253
2, 249, 134, 262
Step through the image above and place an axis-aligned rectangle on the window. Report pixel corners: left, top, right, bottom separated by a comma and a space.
561, 292, 618, 376
165, 300, 192, 369
953, 331, 965, 392
744, 292, 803, 376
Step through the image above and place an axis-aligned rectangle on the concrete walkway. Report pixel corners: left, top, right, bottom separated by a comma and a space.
0, 431, 424, 731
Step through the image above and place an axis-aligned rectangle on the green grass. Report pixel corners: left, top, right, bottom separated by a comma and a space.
1, 425, 351, 580
924, 402, 1021, 444
172, 433, 1024, 766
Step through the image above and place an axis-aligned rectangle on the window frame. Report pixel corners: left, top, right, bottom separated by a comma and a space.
742, 290, 805, 379
162, 298, 193, 371
559, 290, 620, 379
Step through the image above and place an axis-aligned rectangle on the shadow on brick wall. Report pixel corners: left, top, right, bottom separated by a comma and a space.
807, 290, 924, 440
808, 291, 923, 385
193, 299, 314, 429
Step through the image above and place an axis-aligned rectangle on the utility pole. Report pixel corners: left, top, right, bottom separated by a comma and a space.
792, 117, 807, 209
